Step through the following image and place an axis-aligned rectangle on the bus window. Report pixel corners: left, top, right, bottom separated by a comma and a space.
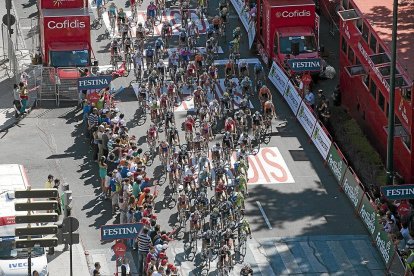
370, 34, 377, 53
347, 46, 355, 64
378, 91, 385, 111
362, 22, 369, 42
370, 78, 377, 99
279, 35, 317, 55
273, 34, 279, 54
341, 36, 348, 54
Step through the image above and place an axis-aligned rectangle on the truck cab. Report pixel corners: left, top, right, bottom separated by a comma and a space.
256, 0, 321, 73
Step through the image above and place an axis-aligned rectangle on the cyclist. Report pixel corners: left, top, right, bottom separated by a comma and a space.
210, 207, 221, 229
206, 37, 215, 55
111, 39, 120, 59
158, 140, 170, 162
238, 132, 251, 150
108, 3, 118, 28
198, 103, 209, 122
184, 115, 195, 142
117, 8, 126, 27
180, 47, 191, 67
137, 83, 147, 103
259, 84, 272, 108
219, 6, 229, 25
212, 15, 221, 33
148, 70, 158, 88
124, 37, 132, 54
221, 228, 235, 250
193, 132, 204, 153
133, 49, 143, 74
155, 56, 165, 76
179, 28, 187, 47
147, 2, 157, 22
221, 92, 233, 113
225, 59, 235, 79
238, 218, 252, 239
189, 210, 201, 233
187, 20, 200, 38
209, 99, 220, 118
240, 76, 252, 96
164, 109, 175, 129
234, 109, 246, 129
252, 111, 263, 136
177, 193, 189, 214
146, 45, 155, 71
193, 86, 205, 108
224, 116, 236, 135
263, 100, 276, 120
168, 50, 179, 73
211, 142, 223, 165
233, 26, 241, 39
200, 120, 212, 142
167, 124, 180, 146
238, 59, 249, 79
206, 24, 215, 40
201, 230, 213, 258
194, 51, 204, 71
195, 192, 209, 212
155, 37, 164, 57
147, 123, 159, 141
254, 61, 264, 82
235, 174, 248, 196
231, 190, 245, 210
222, 131, 234, 151
136, 22, 146, 41
240, 263, 253, 276
208, 64, 218, 83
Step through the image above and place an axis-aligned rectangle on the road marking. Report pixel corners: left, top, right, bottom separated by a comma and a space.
256, 201, 272, 230
248, 239, 276, 276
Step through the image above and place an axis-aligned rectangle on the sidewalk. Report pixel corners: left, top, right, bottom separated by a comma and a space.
47, 243, 91, 275
0, 66, 18, 132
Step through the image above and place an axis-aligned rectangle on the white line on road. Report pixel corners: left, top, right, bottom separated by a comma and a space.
256, 201, 272, 230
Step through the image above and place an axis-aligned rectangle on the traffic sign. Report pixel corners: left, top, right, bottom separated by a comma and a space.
62, 217, 79, 233
15, 213, 59, 224
15, 238, 58, 248
61, 232, 80, 245
2, 14, 15, 26
15, 225, 58, 236
113, 242, 127, 257
15, 189, 58, 199
15, 200, 58, 211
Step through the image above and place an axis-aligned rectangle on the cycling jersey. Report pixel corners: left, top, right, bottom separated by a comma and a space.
146, 49, 154, 57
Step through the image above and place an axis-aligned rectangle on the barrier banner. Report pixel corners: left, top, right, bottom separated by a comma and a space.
340, 168, 364, 209
374, 227, 395, 267
296, 101, 317, 137
311, 122, 332, 160
326, 143, 347, 183
229, 0, 256, 49
358, 194, 395, 267
268, 62, 289, 95
283, 81, 302, 115
358, 194, 380, 236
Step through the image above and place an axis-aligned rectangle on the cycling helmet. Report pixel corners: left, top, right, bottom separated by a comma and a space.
223, 92, 229, 97
255, 111, 260, 115
222, 245, 229, 250
213, 207, 219, 213
200, 192, 206, 198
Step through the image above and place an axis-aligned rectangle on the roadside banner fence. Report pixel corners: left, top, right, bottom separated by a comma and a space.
267, 61, 406, 274
229, 0, 256, 49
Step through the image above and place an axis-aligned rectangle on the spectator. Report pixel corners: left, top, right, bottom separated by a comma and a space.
88, 108, 99, 141
137, 227, 152, 275
44, 175, 54, 189
304, 90, 315, 110
401, 222, 410, 242
120, 257, 130, 276
13, 84, 22, 118
98, 156, 108, 197
19, 82, 28, 115
92, 262, 101, 276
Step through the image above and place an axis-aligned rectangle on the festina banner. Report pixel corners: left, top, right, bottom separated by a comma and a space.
78, 75, 112, 90
100, 223, 143, 241
380, 184, 414, 200
287, 58, 322, 72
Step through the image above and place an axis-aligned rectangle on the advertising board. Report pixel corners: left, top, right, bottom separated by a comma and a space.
326, 143, 347, 183
270, 4, 316, 28
296, 101, 317, 137
283, 81, 302, 115
311, 122, 332, 159
39, 0, 87, 9
268, 62, 289, 95
340, 167, 364, 209
101, 223, 143, 241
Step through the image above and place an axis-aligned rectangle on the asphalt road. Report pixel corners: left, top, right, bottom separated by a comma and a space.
4, 0, 387, 274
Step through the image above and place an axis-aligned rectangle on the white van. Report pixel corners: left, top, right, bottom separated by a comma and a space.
0, 164, 49, 276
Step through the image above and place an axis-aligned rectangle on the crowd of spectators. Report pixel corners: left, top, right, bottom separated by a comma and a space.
83, 89, 179, 275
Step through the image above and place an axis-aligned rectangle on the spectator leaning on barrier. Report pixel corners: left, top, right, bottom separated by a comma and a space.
304, 90, 315, 110
19, 82, 28, 115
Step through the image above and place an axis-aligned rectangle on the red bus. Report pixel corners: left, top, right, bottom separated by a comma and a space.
329, 0, 414, 182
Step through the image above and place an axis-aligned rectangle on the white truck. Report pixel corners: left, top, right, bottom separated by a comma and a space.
0, 164, 49, 276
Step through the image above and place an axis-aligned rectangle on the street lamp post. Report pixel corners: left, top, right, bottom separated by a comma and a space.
386, 0, 399, 185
